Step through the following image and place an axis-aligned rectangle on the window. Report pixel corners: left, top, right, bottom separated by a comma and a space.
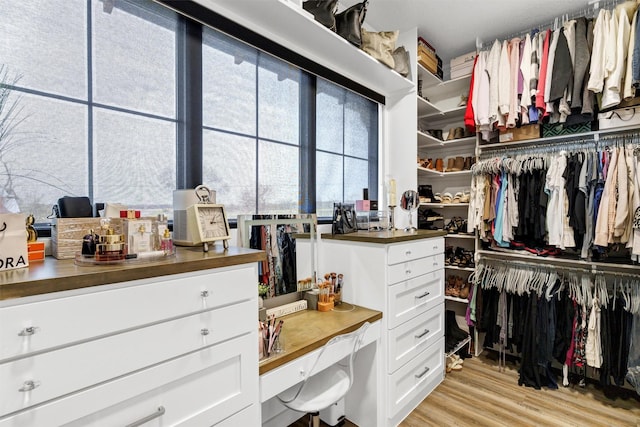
0, 0, 377, 224
316, 79, 378, 217
0, 0, 177, 221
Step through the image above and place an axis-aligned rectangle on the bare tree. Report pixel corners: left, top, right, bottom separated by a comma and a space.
0, 65, 26, 213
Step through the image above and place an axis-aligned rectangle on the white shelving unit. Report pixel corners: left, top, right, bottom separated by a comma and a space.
416, 63, 477, 359
194, 0, 414, 98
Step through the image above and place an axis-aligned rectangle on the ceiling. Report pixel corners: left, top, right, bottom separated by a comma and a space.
361, 0, 605, 67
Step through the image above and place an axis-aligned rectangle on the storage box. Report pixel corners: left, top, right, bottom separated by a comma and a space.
598, 107, 640, 130
499, 124, 541, 143
418, 45, 442, 66
418, 52, 442, 77
27, 242, 45, 262
51, 218, 121, 259
450, 51, 477, 68
450, 60, 475, 79
417, 36, 436, 55
541, 122, 594, 138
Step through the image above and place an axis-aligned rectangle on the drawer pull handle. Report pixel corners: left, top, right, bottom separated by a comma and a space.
18, 326, 40, 337
433, 261, 439, 266
201, 290, 209, 298
125, 406, 166, 427
405, 250, 412, 256
415, 329, 430, 339
18, 380, 40, 392
415, 291, 430, 299
433, 245, 438, 250
405, 269, 412, 275
415, 367, 430, 379
201, 328, 210, 336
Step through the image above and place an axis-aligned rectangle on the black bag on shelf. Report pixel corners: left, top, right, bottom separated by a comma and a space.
56, 196, 93, 218
332, 203, 357, 234
335, 0, 368, 47
302, 0, 339, 31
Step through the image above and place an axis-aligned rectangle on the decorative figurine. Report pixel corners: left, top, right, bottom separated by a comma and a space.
26, 214, 37, 242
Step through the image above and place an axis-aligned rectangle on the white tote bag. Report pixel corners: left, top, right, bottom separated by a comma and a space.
0, 213, 29, 271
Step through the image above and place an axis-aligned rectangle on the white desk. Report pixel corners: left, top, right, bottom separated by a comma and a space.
259, 305, 382, 427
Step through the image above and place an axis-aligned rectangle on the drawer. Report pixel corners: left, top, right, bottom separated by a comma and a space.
65, 333, 256, 427
387, 269, 443, 329
213, 404, 258, 427
0, 300, 255, 416
0, 265, 257, 362
387, 253, 444, 285
387, 336, 444, 419
387, 238, 444, 265
387, 303, 443, 373
0, 334, 257, 427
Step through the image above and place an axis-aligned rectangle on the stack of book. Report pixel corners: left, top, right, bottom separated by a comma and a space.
450, 51, 476, 80
417, 37, 443, 79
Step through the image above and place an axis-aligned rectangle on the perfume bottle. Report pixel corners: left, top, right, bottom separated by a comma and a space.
161, 228, 173, 255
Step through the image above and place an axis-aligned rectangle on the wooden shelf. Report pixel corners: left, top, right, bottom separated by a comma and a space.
417, 167, 472, 177
419, 104, 467, 120
445, 295, 470, 303
445, 335, 471, 358
417, 131, 476, 150
443, 233, 475, 240
419, 202, 469, 208
194, 0, 414, 98
445, 265, 475, 272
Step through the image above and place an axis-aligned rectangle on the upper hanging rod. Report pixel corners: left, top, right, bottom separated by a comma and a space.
477, 249, 640, 276
476, 0, 627, 52
478, 126, 640, 157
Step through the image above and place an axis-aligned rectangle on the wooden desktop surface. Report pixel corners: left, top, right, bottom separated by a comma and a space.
259, 303, 382, 375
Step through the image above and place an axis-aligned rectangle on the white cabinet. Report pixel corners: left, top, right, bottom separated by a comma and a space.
0, 264, 259, 427
320, 234, 445, 426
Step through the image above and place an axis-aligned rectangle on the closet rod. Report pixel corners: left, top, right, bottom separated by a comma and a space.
477, 249, 640, 276
478, 256, 592, 276
478, 125, 640, 156
476, 0, 625, 51
478, 138, 596, 159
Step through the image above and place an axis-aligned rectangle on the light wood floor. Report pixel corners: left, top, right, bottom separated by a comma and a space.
291, 352, 640, 427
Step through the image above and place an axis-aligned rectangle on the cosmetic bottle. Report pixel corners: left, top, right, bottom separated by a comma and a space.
161, 228, 173, 255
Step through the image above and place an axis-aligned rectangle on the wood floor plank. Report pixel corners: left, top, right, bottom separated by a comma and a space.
290, 352, 640, 427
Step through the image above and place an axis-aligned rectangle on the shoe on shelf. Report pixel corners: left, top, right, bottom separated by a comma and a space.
445, 158, 456, 171
460, 191, 471, 203
445, 276, 459, 297
446, 129, 456, 140
444, 218, 459, 234
445, 246, 454, 265
458, 277, 470, 299
423, 209, 443, 221
427, 129, 443, 140
453, 127, 465, 139
441, 192, 453, 203
433, 192, 443, 203
463, 156, 472, 170
435, 158, 444, 172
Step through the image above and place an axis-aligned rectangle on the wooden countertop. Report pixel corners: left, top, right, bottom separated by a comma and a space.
320, 229, 446, 244
0, 246, 266, 302
259, 303, 382, 375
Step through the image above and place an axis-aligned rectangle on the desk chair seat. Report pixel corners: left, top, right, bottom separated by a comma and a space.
277, 365, 350, 413
277, 322, 370, 427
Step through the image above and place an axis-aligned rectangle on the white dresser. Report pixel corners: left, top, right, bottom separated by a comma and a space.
319, 231, 445, 426
0, 248, 263, 427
